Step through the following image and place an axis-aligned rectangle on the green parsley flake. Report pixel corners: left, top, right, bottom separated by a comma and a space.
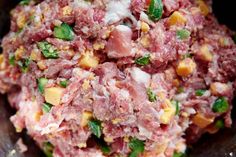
176, 29, 191, 40
147, 88, 157, 102
195, 89, 206, 96
212, 97, 229, 113
148, 0, 163, 21
135, 54, 151, 66
37, 41, 59, 59
88, 120, 102, 138
128, 138, 145, 157
42, 103, 53, 113
53, 23, 74, 41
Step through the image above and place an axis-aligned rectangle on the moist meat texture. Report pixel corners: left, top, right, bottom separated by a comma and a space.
0, 0, 236, 157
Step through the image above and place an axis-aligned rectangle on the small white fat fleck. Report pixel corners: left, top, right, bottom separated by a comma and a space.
138, 125, 152, 139
174, 93, 188, 102
104, 0, 131, 24
116, 24, 132, 33
184, 107, 196, 115
119, 89, 130, 99
130, 67, 151, 87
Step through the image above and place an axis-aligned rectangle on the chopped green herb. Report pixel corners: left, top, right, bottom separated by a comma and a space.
42, 103, 53, 113
147, 88, 157, 102
148, 0, 163, 21
17, 58, 30, 73
128, 138, 145, 157
59, 80, 68, 88
38, 78, 48, 94
215, 119, 225, 129
37, 41, 59, 59
212, 97, 229, 113
176, 29, 191, 40
100, 144, 111, 155
182, 53, 193, 59
9, 54, 15, 66
195, 89, 206, 96
19, 0, 30, 5
88, 120, 102, 138
171, 100, 180, 115
177, 87, 184, 93
135, 54, 150, 66
43, 142, 54, 157
173, 152, 186, 157
53, 23, 74, 41
233, 34, 236, 44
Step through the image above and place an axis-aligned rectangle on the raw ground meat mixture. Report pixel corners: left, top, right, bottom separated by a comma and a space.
0, 0, 236, 157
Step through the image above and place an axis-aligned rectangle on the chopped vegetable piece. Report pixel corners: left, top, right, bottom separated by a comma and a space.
148, 0, 163, 21
88, 120, 102, 138
38, 78, 48, 94
176, 58, 196, 77
182, 53, 193, 59
135, 54, 150, 66
128, 138, 145, 157
195, 89, 206, 96
176, 29, 191, 40
215, 119, 225, 129
17, 58, 30, 73
37, 42, 59, 59
43, 142, 54, 157
94, 137, 111, 155
192, 113, 214, 128
53, 23, 74, 41
19, 0, 30, 5
173, 152, 186, 157
42, 103, 53, 113
177, 87, 184, 93
45, 87, 64, 106
9, 54, 15, 66
233, 34, 236, 44
212, 97, 229, 113
147, 88, 157, 102
59, 80, 68, 88
171, 100, 180, 115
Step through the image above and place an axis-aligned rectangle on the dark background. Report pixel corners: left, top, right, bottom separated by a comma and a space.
0, 0, 236, 157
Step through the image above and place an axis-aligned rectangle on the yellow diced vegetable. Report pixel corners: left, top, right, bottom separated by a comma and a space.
192, 113, 214, 128
16, 13, 26, 29
173, 79, 180, 87
140, 35, 150, 48
62, 6, 72, 16
112, 118, 122, 124
15, 46, 25, 60
219, 37, 230, 47
198, 44, 213, 62
78, 143, 87, 148
141, 22, 150, 33
104, 137, 114, 143
206, 125, 219, 134
160, 100, 176, 124
80, 111, 93, 127
143, 141, 168, 157
82, 80, 90, 90
168, 11, 187, 26
196, 0, 209, 16
37, 60, 47, 70
30, 50, 39, 61
78, 51, 99, 69
210, 82, 229, 96
44, 87, 64, 106
93, 42, 105, 51
0, 54, 5, 69
34, 111, 42, 122
176, 58, 196, 77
